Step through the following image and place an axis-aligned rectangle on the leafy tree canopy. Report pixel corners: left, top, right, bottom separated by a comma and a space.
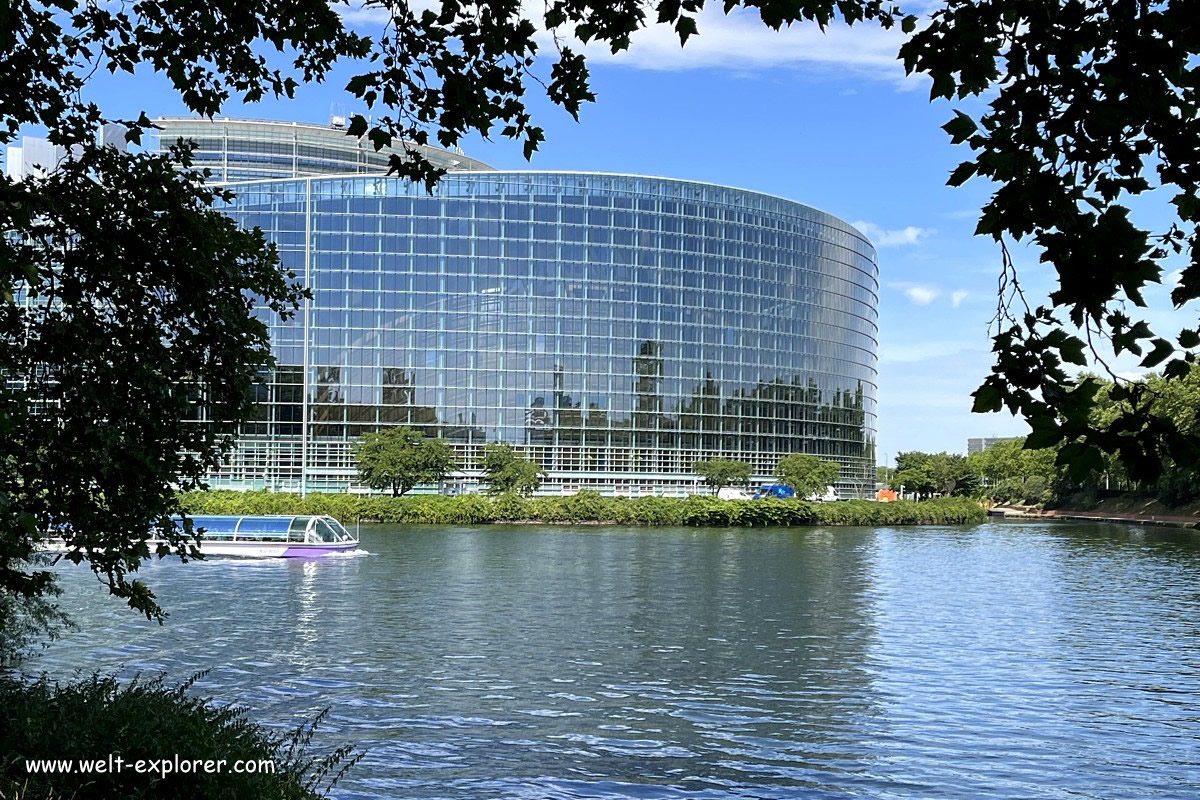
1072, 365, 1200, 503
968, 438, 1057, 486
893, 452, 977, 499
692, 458, 752, 493
480, 443, 545, 497
2, 0, 344, 624
354, 427, 456, 497
775, 454, 840, 498
906, 1, 1200, 480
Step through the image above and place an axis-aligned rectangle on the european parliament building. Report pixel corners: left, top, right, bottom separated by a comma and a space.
154, 118, 879, 497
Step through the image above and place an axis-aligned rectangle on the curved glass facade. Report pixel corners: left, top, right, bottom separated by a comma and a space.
213, 171, 878, 496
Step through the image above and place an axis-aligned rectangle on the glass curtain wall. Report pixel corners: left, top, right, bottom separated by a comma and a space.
212, 172, 879, 497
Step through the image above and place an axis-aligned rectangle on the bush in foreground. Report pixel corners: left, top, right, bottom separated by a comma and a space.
179, 491, 986, 527
0, 673, 357, 800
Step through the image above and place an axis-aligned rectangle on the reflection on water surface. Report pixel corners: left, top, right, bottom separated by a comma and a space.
40, 522, 1200, 799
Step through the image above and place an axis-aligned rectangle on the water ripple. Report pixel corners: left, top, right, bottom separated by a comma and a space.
32, 521, 1200, 799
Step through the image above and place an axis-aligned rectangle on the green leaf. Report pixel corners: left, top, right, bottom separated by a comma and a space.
1140, 338, 1175, 368
675, 15, 698, 45
1058, 335, 1087, 366
947, 161, 977, 187
1065, 445, 1105, 482
971, 382, 1003, 413
942, 111, 977, 144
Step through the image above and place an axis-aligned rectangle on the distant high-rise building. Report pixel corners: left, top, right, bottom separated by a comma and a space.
967, 436, 1017, 455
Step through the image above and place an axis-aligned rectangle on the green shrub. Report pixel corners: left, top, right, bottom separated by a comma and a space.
488, 491, 528, 521
0, 673, 357, 800
178, 491, 986, 527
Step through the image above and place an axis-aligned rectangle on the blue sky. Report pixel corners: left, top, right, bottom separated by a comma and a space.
68, 5, 1129, 464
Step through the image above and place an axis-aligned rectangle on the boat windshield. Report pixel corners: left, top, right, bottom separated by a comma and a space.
312, 518, 339, 543
305, 517, 354, 543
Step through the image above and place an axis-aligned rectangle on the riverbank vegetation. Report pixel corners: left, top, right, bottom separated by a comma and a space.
179, 491, 985, 527
0, 673, 356, 800
892, 366, 1200, 510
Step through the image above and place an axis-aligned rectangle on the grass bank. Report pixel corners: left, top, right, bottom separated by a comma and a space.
0, 673, 356, 800
179, 491, 986, 527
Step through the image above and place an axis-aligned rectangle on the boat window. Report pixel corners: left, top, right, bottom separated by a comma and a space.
288, 516, 312, 543
198, 529, 235, 541
234, 517, 292, 541
187, 516, 237, 541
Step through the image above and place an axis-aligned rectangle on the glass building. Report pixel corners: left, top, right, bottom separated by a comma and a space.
162, 120, 879, 497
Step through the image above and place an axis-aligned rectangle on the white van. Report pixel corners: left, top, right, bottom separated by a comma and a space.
805, 486, 841, 503
716, 487, 754, 501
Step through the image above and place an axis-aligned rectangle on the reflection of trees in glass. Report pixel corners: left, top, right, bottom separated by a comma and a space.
249, 310, 875, 490
312, 365, 344, 438
310, 366, 442, 439
633, 341, 664, 455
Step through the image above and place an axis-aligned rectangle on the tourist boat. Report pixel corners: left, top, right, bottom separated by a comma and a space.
43, 515, 359, 559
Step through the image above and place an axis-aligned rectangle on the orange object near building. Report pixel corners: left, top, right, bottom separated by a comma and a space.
876, 489, 897, 502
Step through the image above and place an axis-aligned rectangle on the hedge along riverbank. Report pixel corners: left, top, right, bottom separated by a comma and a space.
179, 491, 987, 527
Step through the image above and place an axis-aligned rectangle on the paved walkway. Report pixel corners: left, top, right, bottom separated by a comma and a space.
990, 505, 1200, 529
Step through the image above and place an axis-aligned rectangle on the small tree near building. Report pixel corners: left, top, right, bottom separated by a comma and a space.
775, 454, 840, 498
354, 426, 455, 496
692, 458, 752, 495
480, 443, 545, 497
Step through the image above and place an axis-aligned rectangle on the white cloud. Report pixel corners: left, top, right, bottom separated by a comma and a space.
337, 3, 917, 84
904, 286, 940, 305
951, 289, 969, 307
851, 220, 935, 247
572, 8, 910, 81
886, 280, 941, 305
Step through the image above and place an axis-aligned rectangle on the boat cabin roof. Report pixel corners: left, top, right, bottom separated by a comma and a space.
178, 514, 355, 542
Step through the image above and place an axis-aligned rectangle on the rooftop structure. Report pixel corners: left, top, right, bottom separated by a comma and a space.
152, 116, 493, 183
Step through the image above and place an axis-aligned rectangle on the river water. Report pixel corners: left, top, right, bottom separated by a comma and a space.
35, 521, 1200, 799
